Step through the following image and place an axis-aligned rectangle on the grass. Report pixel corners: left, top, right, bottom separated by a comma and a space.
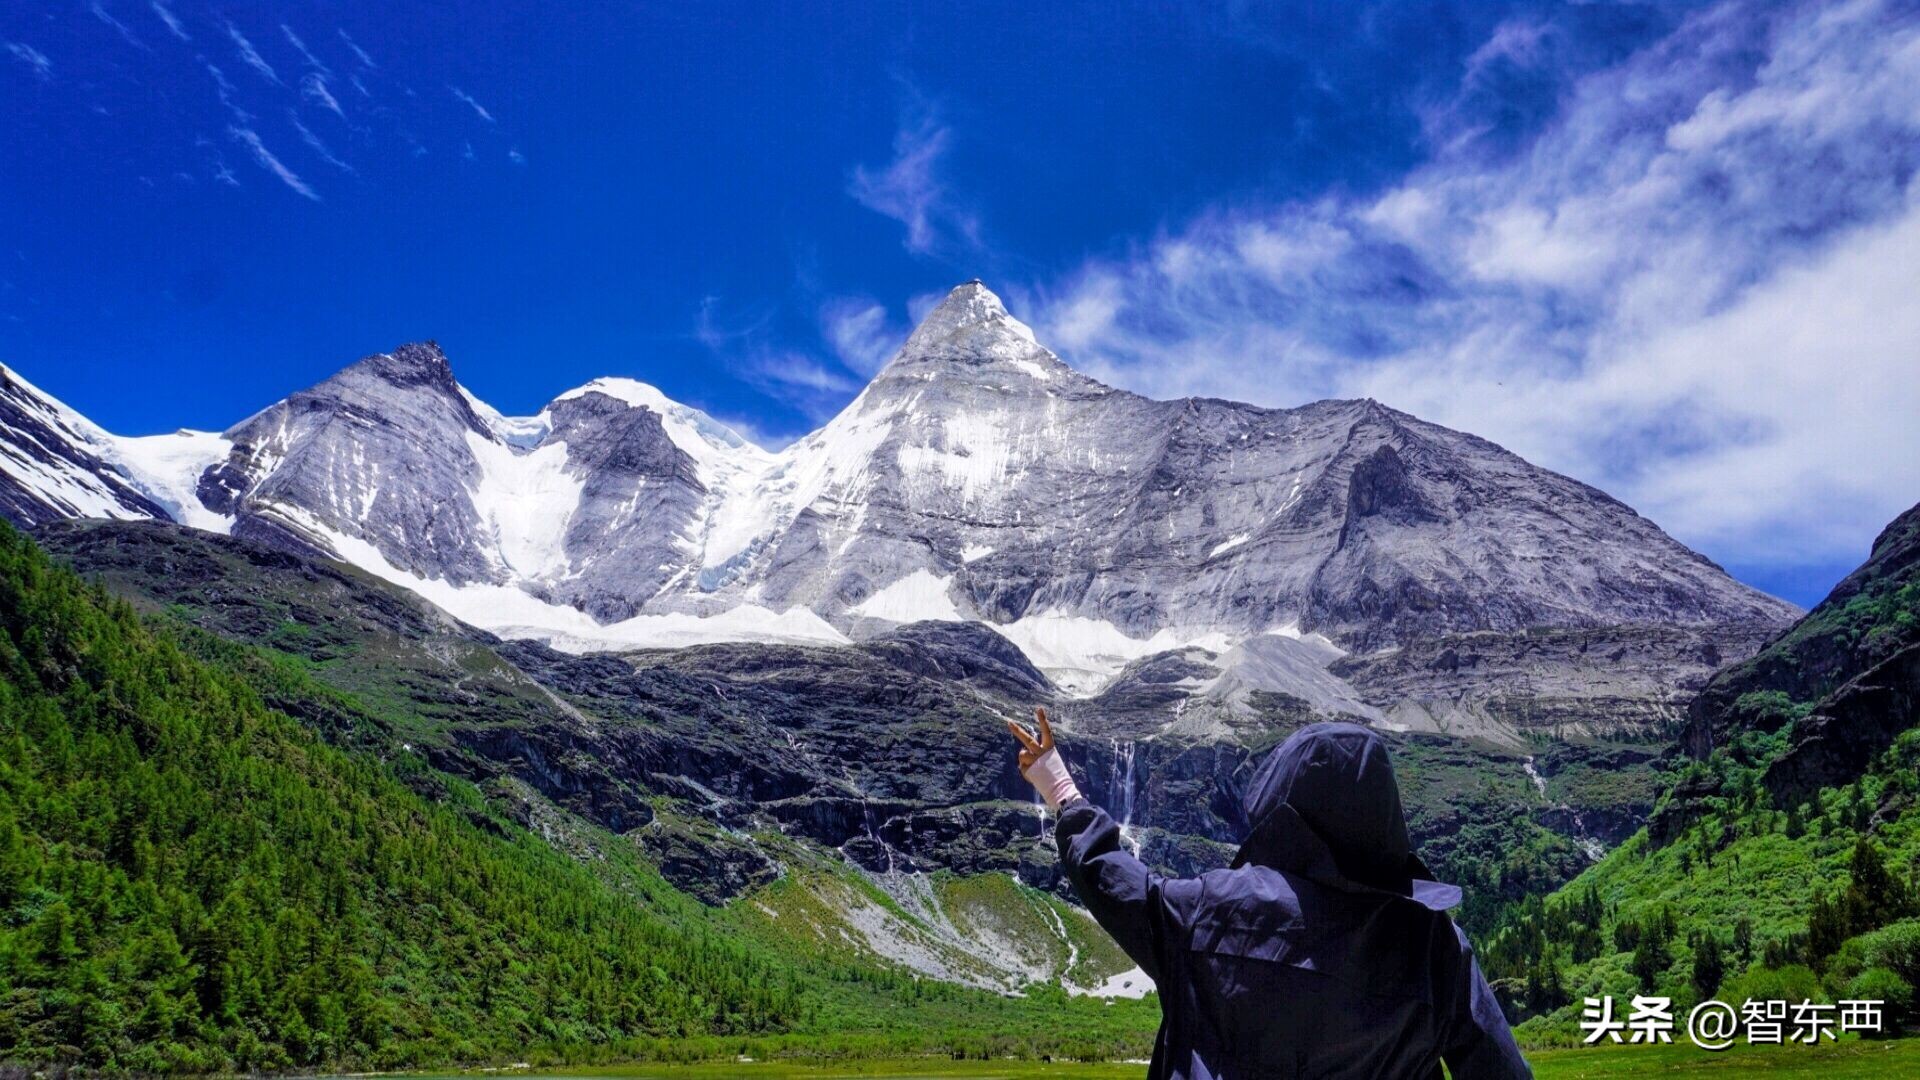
379, 1037, 1920, 1079
1527, 1035, 1920, 1076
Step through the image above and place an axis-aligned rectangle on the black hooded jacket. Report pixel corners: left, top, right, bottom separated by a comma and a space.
1054, 722, 1531, 1079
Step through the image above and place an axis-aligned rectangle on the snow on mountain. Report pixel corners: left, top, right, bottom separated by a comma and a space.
0, 362, 228, 530
849, 568, 965, 623
996, 612, 1242, 696
275, 497, 847, 651
0, 281, 1799, 690
109, 430, 236, 532
459, 385, 550, 449
554, 377, 772, 489
463, 429, 583, 579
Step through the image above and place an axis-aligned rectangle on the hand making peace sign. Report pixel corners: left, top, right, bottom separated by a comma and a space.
1007, 706, 1055, 771
1009, 706, 1081, 811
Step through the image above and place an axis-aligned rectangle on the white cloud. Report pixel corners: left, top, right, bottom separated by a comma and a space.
227, 22, 280, 86
6, 41, 52, 80
450, 86, 494, 123
228, 125, 319, 201
338, 28, 375, 69
280, 24, 329, 75
302, 73, 346, 122
92, 3, 147, 50
1027, 0, 1920, 572
698, 297, 863, 423
149, 1, 188, 42
848, 97, 980, 256
205, 62, 251, 122
290, 112, 354, 174
821, 297, 901, 374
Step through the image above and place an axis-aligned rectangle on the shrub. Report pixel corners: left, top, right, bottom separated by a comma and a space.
1844, 968, 1912, 1037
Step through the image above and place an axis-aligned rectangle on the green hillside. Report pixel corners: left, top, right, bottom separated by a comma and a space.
1481, 503, 1920, 1044
0, 520, 1156, 1072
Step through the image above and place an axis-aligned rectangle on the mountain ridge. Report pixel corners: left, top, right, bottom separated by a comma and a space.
0, 282, 1795, 690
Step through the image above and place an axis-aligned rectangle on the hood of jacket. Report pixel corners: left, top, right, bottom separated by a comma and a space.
1232, 722, 1462, 911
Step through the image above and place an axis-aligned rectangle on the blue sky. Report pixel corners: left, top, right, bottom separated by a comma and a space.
3, 1, 1918, 607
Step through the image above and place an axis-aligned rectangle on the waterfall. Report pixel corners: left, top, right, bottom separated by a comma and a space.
859, 798, 898, 875
1109, 737, 1142, 857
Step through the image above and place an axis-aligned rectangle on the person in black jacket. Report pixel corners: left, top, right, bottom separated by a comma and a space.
1009, 709, 1531, 1079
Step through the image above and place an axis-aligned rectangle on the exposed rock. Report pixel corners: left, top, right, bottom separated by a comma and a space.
1764, 643, 1920, 803
1684, 501, 1920, 758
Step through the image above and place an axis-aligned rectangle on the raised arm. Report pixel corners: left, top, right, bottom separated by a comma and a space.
1009, 707, 1173, 981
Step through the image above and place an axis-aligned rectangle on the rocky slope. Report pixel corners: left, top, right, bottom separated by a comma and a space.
40, 519, 1607, 929
1670, 500, 1920, 807
0, 283, 1793, 695
0, 363, 171, 526
1683, 502, 1920, 757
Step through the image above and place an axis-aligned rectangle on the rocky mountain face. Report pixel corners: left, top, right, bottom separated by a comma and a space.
694, 284, 1794, 661
0, 284, 1793, 680
37, 519, 1598, 932
0, 364, 171, 526
2, 282, 1810, 955
1670, 501, 1920, 809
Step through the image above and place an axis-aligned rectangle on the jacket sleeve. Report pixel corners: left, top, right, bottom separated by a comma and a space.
1441, 926, 1533, 1079
1054, 796, 1174, 982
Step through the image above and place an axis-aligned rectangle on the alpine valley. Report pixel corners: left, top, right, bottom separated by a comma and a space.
14, 281, 1912, 1072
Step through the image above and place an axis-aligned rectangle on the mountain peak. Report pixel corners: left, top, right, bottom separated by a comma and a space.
887, 280, 1069, 381
352, 341, 459, 394
916, 279, 1020, 334
553, 376, 681, 417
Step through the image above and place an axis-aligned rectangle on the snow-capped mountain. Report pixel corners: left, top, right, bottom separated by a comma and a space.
0, 363, 231, 531
0, 282, 1797, 688
699, 283, 1796, 664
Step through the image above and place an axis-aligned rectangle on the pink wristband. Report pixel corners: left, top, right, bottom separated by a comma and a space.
1022, 748, 1082, 812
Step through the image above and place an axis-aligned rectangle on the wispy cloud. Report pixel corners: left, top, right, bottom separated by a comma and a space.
290, 112, 354, 174
337, 28, 375, 69
5, 41, 52, 81
449, 86, 494, 122
848, 93, 980, 256
228, 125, 319, 201
302, 73, 346, 122
821, 297, 902, 374
92, 3, 147, 50
227, 22, 280, 85
1027, 0, 1920, 572
508, 147, 526, 165
280, 24, 329, 75
205, 62, 249, 122
149, 1, 188, 42
697, 297, 862, 422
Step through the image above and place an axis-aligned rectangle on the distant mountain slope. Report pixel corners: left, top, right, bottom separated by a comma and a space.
0, 363, 233, 532
0, 283, 1794, 692
0, 516, 803, 1070
39, 519, 1610, 937
1684, 501, 1920, 761
0, 363, 170, 526
1481, 499, 1920, 1037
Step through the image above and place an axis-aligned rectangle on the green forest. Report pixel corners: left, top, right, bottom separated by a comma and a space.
3, 498, 1918, 1074
1478, 508, 1920, 1045
0, 521, 1156, 1072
